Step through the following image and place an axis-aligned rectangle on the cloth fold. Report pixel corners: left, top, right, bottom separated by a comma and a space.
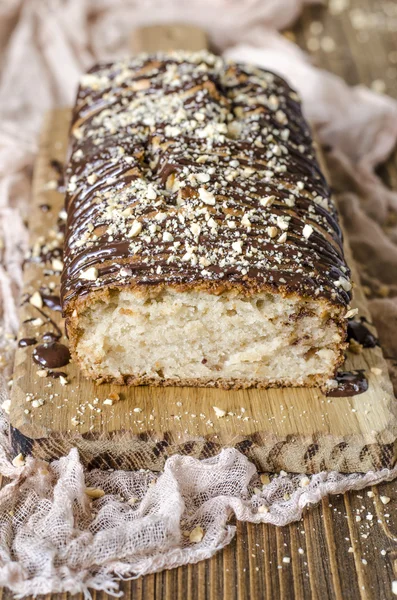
1, 444, 396, 598
0, 0, 396, 596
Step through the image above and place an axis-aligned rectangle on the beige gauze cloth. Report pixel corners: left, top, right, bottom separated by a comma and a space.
0, 0, 397, 596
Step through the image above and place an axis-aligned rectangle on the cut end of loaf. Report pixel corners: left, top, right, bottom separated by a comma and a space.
69, 288, 347, 389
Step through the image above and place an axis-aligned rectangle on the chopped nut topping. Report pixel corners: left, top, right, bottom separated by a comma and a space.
128, 221, 143, 238
232, 240, 243, 254
62, 51, 351, 316
198, 187, 216, 205
79, 267, 98, 281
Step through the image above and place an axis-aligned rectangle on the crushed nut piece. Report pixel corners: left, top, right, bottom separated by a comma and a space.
2, 399, 11, 414
29, 291, 43, 309
213, 406, 226, 418
79, 267, 98, 281
12, 453, 25, 468
380, 496, 390, 505
189, 526, 204, 543
128, 221, 143, 238
52, 258, 64, 271
349, 339, 363, 354
371, 367, 382, 375
85, 487, 105, 499
198, 187, 215, 205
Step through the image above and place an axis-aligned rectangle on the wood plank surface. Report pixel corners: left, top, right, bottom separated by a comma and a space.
4, 4, 397, 600
9, 108, 396, 474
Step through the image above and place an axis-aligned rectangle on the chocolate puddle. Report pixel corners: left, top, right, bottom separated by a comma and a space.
327, 370, 368, 397
33, 342, 70, 369
347, 318, 378, 348
18, 337, 37, 348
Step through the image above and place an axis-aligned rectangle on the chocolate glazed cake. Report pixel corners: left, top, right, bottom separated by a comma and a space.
61, 50, 352, 389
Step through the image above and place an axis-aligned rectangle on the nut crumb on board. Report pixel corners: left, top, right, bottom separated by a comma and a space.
213, 406, 226, 418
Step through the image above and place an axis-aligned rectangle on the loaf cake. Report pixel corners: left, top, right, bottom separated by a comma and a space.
61, 50, 352, 388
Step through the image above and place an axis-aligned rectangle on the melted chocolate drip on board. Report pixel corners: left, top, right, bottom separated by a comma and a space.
326, 370, 368, 397
42, 331, 61, 342
50, 159, 65, 191
25, 304, 63, 341
33, 342, 71, 369
18, 337, 37, 348
41, 294, 62, 312
47, 370, 68, 379
347, 318, 378, 348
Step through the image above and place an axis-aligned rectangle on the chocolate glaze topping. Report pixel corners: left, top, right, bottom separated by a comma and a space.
61, 51, 351, 314
326, 370, 368, 397
33, 342, 71, 369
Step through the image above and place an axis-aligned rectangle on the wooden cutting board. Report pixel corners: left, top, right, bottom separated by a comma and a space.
9, 25, 397, 474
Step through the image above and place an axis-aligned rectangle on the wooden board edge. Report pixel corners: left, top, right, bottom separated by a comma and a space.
9, 99, 397, 474
11, 426, 397, 474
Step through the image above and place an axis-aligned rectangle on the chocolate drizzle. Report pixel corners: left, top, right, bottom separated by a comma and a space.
42, 331, 61, 342
26, 304, 63, 341
50, 159, 65, 191
33, 342, 71, 369
327, 370, 368, 397
61, 51, 351, 317
21, 293, 68, 373
41, 294, 62, 312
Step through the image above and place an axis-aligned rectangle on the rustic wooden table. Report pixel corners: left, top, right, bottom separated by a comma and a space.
3, 1, 397, 599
